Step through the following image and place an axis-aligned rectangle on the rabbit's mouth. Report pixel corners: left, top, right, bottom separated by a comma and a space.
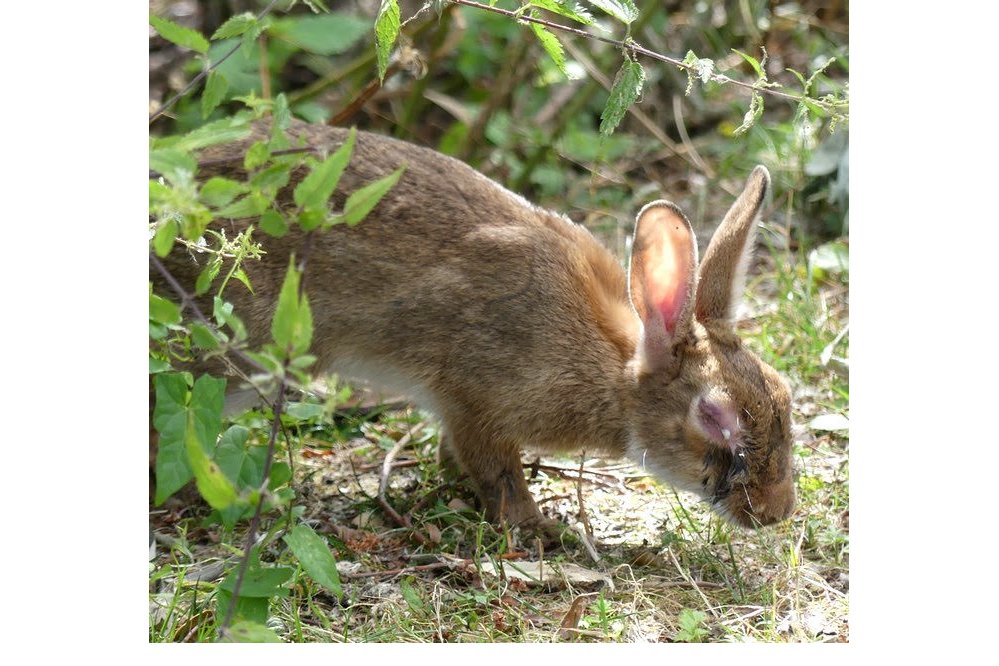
710, 478, 796, 528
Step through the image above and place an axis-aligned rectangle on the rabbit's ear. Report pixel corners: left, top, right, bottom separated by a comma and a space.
695, 166, 770, 323
629, 202, 698, 373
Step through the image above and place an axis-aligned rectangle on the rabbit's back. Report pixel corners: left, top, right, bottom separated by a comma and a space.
183, 121, 638, 453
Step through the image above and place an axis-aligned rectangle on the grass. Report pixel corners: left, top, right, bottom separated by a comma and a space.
149, 247, 849, 642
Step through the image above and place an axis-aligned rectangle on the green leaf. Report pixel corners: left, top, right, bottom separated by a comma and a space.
200, 177, 246, 208
214, 426, 266, 488
733, 91, 764, 135
219, 564, 294, 597
599, 57, 644, 136
149, 355, 171, 374
195, 259, 222, 295
149, 149, 196, 182
271, 260, 313, 355
149, 15, 209, 54
152, 219, 178, 257
185, 410, 239, 510
272, 93, 291, 134
530, 18, 567, 77
400, 578, 425, 612
528, 1, 594, 25
149, 293, 181, 326
270, 13, 370, 55
218, 191, 270, 219
259, 209, 288, 237
153, 373, 193, 504
244, 140, 271, 171
201, 70, 230, 119
284, 402, 326, 420
223, 621, 283, 643
733, 48, 765, 79
212, 12, 256, 40
251, 162, 293, 194
674, 608, 709, 642
339, 166, 405, 226
154, 116, 252, 152
283, 524, 343, 598
374, 0, 400, 82
190, 322, 221, 350
585, 0, 638, 24
293, 128, 356, 211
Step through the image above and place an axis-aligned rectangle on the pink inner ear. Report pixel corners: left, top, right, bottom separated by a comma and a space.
642, 209, 694, 332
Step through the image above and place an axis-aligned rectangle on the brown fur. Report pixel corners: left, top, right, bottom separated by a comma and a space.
154, 121, 794, 529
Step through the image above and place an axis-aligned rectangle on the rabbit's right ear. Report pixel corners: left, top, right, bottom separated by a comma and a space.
695, 166, 770, 323
629, 202, 698, 374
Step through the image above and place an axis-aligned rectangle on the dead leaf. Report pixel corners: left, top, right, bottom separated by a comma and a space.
559, 593, 596, 638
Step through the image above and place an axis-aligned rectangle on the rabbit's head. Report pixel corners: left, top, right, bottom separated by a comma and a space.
626, 166, 795, 528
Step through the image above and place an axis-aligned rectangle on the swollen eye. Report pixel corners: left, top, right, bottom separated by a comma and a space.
695, 395, 742, 453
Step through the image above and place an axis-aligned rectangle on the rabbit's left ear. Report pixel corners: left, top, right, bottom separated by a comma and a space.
629, 201, 698, 373
695, 166, 770, 323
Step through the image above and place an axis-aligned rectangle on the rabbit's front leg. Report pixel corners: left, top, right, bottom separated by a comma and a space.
444, 419, 544, 528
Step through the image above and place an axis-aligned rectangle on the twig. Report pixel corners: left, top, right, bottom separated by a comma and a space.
575, 452, 593, 539
149, 0, 283, 124
376, 421, 429, 544
345, 561, 453, 579
219, 357, 289, 636
448, 0, 831, 109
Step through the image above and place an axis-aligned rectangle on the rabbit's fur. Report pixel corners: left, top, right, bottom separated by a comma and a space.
157, 120, 795, 529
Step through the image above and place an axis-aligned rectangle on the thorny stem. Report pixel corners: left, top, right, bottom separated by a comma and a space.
448, 0, 838, 110
149, 0, 283, 124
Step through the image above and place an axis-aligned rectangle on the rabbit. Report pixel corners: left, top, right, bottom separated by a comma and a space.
154, 119, 796, 531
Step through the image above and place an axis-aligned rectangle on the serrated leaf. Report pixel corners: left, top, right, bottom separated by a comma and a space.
200, 177, 246, 208
195, 259, 222, 295
251, 162, 293, 194
223, 621, 283, 643
259, 209, 288, 237
375, 0, 400, 82
244, 140, 271, 171
190, 322, 220, 350
529, 1, 594, 25
218, 191, 269, 219
339, 166, 405, 226
149, 15, 209, 54
149, 293, 181, 326
232, 268, 254, 294
271, 260, 313, 355
283, 525, 343, 598
530, 19, 567, 77
149, 149, 196, 182
157, 117, 252, 153
152, 219, 178, 257
585, 0, 638, 24
272, 93, 291, 132
599, 57, 644, 136
212, 12, 256, 40
293, 128, 356, 211
201, 70, 230, 119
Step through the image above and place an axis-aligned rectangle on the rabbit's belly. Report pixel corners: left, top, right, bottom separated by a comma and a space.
329, 355, 441, 415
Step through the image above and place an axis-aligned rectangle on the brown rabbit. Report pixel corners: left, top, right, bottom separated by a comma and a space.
156, 120, 795, 530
